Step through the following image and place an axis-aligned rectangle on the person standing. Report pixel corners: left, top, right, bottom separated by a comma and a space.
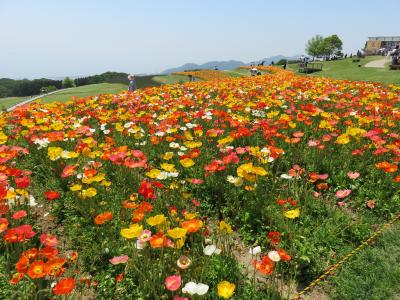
128, 74, 137, 92
390, 45, 400, 65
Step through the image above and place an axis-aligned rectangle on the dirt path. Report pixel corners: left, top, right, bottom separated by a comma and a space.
364, 57, 390, 68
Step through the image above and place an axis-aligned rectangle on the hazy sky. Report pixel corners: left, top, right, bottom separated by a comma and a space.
1, 0, 398, 79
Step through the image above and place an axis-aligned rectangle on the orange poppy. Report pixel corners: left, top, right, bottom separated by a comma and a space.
45, 257, 66, 276
149, 232, 167, 248
27, 260, 46, 279
53, 278, 75, 295
253, 256, 275, 275
278, 249, 291, 261
94, 211, 113, 225
9, 272, 24, 285
181, 219, 203, 233
16, 255, 30, 273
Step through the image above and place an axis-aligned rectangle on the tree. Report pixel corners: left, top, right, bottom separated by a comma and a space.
323, 35, 343, 57
62, 77, 75, 88
306, 34, 343, 59
305, 35, 325, 59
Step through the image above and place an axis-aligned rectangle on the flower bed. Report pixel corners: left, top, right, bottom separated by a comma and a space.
0, 71, 399, 298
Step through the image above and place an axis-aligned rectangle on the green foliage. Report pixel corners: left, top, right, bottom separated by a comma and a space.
62, 77, 76, 88
306, 34, 343, 58
305, 34, 325, 58
40, 85, 58, 94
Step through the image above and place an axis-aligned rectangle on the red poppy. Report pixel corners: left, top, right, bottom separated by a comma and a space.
115, 272, 125, 282
12, 210, 27, 220
45, 190, 60, 201
267, 231, 281, 245
138, 180, 155, 199
39, 246, 59, 259
15, 176, 30, 189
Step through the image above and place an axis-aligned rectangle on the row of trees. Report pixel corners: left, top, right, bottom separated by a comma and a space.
0, 78, 63, 97
306, 34, 343, 59
0, 72, 131, 98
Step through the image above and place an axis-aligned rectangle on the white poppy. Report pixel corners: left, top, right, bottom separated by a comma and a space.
268, 250, 281, 262
249, 246, 262, 255
182, 282, 209, 296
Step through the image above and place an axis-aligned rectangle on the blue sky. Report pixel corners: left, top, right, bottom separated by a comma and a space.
0, 0, 398, 79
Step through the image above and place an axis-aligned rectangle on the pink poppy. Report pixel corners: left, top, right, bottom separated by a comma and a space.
312, 191, 321, 198
307, 140, 320, 147
12, 210, 27, 220
40, 233, 58, 247
337, 201, 348, 207
61, 165, 77, 178
109, 255, 129, 265
190, 179, 203, 184
335, 189, 351, 199
191, 199, 201, 207
235, 147, 246, 154
293, 131, 304, 138
165, 275, 181, 291
318, 174, 329, 180
138, 230, 152, 242
347, 171, 360, 180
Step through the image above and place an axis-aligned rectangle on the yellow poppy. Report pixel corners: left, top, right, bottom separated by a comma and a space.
146, 214, 166, 226
120, 224, 143, 239
284, 208, 300, 219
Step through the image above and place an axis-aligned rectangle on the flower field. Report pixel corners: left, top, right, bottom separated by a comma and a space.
0, 68, 399, 299
173, 70, 231, 81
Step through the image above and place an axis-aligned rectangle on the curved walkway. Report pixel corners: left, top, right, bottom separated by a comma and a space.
364, 57, 389, 68
6, 88, 72, 112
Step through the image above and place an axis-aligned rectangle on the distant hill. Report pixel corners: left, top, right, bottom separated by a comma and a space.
162, 60, 245, 74
162, 55, 302, 74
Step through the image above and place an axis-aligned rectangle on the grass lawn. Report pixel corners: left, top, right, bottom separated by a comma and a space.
320, 222, 400, 300
288, 57, 400, 85
0, 96, 31, 109
152, 74, 189, 84
36, 83, 128, 103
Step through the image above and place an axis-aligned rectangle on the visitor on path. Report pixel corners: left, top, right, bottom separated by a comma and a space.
390, 45, 400, 65
250, 68, 258, 76
128, 74, 137, 92
283, 61, 287, 69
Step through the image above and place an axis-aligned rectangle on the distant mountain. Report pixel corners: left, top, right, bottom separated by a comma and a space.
162, 55, 302, 74
162, 60, 245, 74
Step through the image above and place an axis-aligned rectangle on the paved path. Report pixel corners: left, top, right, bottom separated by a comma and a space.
6, 88, 72, 112
364, 57, 390, 68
